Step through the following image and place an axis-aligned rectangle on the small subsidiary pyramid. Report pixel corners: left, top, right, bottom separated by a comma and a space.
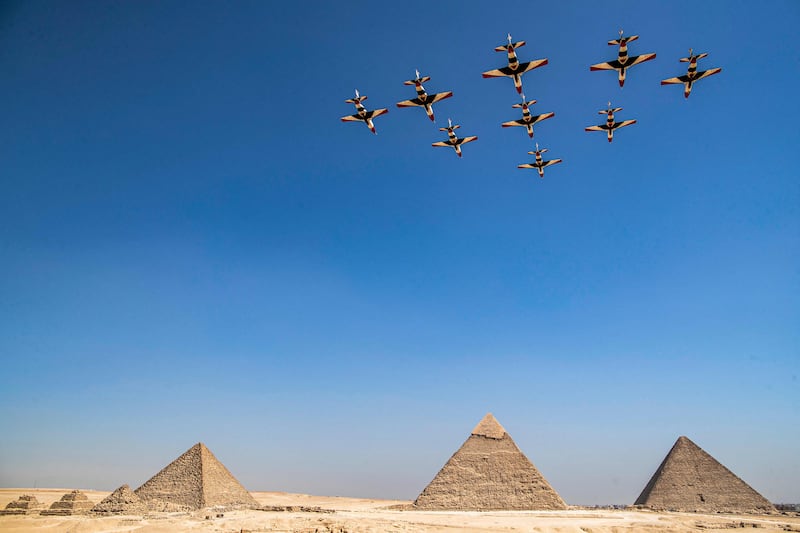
414, 413, 567, 510
40, 490, 94, 515
0, 494, 45, 515
134, 442, 259, 510
92, 484, 148, 515
635, 436, 775, 513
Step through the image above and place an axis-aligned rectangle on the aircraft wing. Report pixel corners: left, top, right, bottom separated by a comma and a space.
585, 125, 610, 131
396, 98, 424, 108
590, 59, 623, 71
541, 159, 563, 168
628, 53, 657, 67
695, 67, 722, 80
517, 163, 539, 169
432, 141, 454, 147
429, 91, 454, 104
661, 74, 690, 85
501, 119, 527, 127
482, 66, 515, 78
517, 58, 548, 73
365, 108, 388, 119
340, 114, 365, 122
455, 136, 478, 145
483, 60, 547, 78
530, 112, 555, 124
612, 119, 636, 129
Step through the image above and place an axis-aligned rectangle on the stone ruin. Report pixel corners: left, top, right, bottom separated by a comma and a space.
414, 413, 567, 510
635, 435, 775, 513
134, 442, 259, 511
40, 490, 94, 515
0, 494, 46, 515
91, 484, 149, 515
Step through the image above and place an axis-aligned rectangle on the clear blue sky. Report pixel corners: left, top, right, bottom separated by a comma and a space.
0, 0, 798, 505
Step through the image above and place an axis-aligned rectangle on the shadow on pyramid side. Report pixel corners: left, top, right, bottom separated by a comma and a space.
635, 436, 775, 513
414, 413, 567, 510
134, 442, 259, 511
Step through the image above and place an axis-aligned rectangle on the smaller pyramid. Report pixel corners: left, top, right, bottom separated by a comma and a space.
635, 436, 775, 513
135, 442, 259, 510
0, 494, 45, 515
414, 413, 567, 510
92, 484, 148, 515
40, 490, 94, 516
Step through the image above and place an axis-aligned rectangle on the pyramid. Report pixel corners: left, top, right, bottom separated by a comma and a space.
92, 484, 149, 515
0, 494, 45, 515
414, 413, 567, 510
134, 442, 259, 510
635, 436, 775, 513
40, 490, 94, 515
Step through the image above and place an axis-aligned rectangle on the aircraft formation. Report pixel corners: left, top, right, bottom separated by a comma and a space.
340, 30, 722, 178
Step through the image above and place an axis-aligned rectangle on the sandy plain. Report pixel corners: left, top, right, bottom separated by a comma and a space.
1, 488, 798, 532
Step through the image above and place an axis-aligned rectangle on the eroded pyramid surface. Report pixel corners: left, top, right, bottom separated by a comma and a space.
92, 484, 148, 515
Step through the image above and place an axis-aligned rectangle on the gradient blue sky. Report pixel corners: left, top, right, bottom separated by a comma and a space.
1, 0, 798, 505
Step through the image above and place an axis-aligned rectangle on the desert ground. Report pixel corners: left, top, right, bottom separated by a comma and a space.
0, 488, 798, 533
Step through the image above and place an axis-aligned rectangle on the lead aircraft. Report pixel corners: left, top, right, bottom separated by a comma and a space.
340, 90, 389, 134
518, 143, 563, 178
661, 49, 722, 98
585, 102, 636, 142
431, 119, 478, 158
396, 70, 453, 122
482, 34, 548, 94
590, 30, 656, 87
501, 94, 555, 138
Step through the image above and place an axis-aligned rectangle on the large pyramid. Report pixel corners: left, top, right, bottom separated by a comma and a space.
414, 413, 567, 510
635, 436, 774, 513
134, 442, 259, 510
92, 484, 149, 515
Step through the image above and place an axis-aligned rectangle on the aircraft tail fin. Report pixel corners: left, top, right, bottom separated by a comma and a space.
495, 40, 525, 52
404, 76, 430, 85
609, 34, 638, 46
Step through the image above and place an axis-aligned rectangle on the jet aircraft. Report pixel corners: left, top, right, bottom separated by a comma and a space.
661, 49, 722, 98
501, 94, 555, 138
517, 143, 563, 178
431, 119, 478, 158
590, 30, 656, 87
340, 90, 389, 134
482, 34, 548, 94
585, 102, 636, 142
396, 70, 453, 122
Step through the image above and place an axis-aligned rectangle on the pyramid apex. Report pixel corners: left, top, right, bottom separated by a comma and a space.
471, 413, 507, 439
674, 435, 699, 448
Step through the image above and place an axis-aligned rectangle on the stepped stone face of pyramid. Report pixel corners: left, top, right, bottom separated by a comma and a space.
92, 484, 149, 515
414, 413, 567, 510
40, 490, 94, 515
1, 494, 46, 515
134, 442, 259, 510
635, 436, 775, 513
